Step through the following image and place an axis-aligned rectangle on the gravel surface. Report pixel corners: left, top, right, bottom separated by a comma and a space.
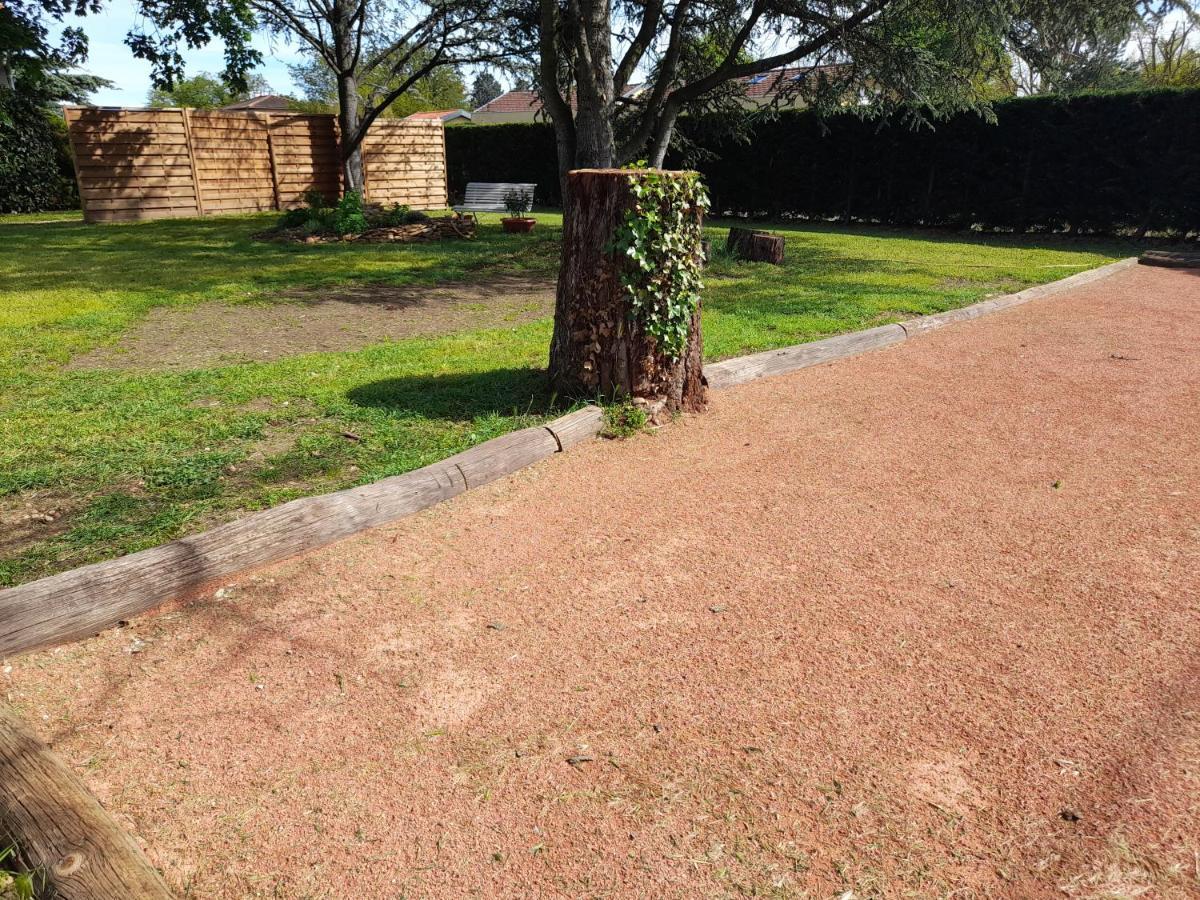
5, 264, 1199, 898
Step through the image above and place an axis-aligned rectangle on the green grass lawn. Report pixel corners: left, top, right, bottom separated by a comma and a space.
0, 210, 1130, 586
0, 209, 83, 225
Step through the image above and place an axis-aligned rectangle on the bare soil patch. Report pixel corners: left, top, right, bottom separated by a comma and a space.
68, 275, 555, 371
10, 266, 1200, 898
0, 489, 80, 558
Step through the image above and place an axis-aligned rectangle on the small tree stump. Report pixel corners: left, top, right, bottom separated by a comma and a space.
727, 227, 785, 264
549, 168, 706, 421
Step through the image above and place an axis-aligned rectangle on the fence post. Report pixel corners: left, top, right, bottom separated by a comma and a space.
263, 114, 283, 211
180, 108, 205, 216
62, 107, 90, 223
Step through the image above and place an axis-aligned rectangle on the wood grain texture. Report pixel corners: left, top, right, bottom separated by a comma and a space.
545, 406, 605, 450
0, 705, 173, 899
64, 107, 447, 221
705, 324, 907, 390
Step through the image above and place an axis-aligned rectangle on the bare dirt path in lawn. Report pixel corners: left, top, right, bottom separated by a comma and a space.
68, 275, 556, 371
7, 264, 1200, 898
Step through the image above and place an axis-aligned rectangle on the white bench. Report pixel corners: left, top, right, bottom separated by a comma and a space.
454, 182, 536, 214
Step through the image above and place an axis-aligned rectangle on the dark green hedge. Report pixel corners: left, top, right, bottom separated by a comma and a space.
0, 92, 78, 213
447, 89, 1200, 234
445, 122, 562, 206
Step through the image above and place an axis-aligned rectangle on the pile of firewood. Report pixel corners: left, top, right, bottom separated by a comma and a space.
355, 216, 477, 243
259, 214, 476, 245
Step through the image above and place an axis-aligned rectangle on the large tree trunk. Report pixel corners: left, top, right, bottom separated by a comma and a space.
336, 71, 365, 196
549, 168, 706, 422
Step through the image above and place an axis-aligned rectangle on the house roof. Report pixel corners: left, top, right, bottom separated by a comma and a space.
473, 90, 545, 115
405, 109, 472, 122
474, 84, 644, 116
221, 94, 293, 111
474, 66, 847, 116
738, 64, 848, 100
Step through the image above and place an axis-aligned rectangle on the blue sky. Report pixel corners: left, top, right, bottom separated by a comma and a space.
53, 0, 307, 107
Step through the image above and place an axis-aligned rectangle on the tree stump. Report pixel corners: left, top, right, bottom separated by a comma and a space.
727, 227, 785, 264
549, 168, 707, 422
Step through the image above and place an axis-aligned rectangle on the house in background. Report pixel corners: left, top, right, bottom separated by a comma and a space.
404, 109, 473, 125
472, 65, 849, 123
471, 89, 548, 124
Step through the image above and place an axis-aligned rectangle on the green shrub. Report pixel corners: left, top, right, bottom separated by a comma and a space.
369, 202, 430, 227
602, 401, 650, 438
333, 190, 367, 235
280, 206, 309, 228
0, 92, 78, 212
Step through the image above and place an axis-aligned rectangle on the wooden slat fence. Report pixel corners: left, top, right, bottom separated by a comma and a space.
64, 107, 448, 223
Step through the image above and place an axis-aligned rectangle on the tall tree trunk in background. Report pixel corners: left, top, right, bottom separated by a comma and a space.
549, 169, 706, 420
336, 71, 365, 196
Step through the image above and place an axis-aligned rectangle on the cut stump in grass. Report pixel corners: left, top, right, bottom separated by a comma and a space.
0, 704, 173, 899
1139, 250, 1200, 269
548, 168, 706, 422
727, 227, 785, 265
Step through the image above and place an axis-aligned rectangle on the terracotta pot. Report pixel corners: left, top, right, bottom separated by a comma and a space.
502, 217, 537, 234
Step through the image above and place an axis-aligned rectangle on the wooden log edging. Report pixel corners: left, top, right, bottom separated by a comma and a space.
0, 407, 603, 659
705, 257, 1137, 390
0, 704, 173, 899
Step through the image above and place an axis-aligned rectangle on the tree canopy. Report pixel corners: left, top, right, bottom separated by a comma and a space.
147, 71, 272, 108
128, 0, 504, 191
287, 49, 468, 116
469, 69, 503, 107
514, 0, 1197, 184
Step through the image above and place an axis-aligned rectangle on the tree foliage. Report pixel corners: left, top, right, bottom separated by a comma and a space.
147, 71, 272, 108
0, 0, 110, 211
1135, 16, 1200, 86
511, 0, 1198, 189
129, 0, 504, 193
287, 49, 467, 116
469, 69, 503, 107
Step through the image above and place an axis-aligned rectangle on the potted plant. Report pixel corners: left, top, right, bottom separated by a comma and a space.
501, 188, 536, 233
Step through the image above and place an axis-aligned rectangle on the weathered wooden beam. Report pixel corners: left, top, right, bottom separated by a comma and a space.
705, 324, 907, 390
901, 258, 1138, 338
545, 406, 605, 451
0, 704, 173, 899
0, 417, 592, 659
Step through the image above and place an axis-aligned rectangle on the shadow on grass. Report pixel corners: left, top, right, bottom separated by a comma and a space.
346, 366, 556, 421
705, 216, 1173, 256
1, 214, 563, 298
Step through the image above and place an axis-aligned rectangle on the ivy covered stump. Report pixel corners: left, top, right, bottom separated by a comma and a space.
549, 168, 708, 422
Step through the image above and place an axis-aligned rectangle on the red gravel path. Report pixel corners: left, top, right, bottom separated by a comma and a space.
6, 264, 1200, 898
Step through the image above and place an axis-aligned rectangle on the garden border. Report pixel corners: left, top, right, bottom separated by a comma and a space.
0, 254, 1138, 900
0, 257, 1137, 661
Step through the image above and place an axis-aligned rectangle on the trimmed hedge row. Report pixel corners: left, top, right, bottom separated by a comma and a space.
445, 122, 562, 206
0, 93, 78, 213
446, 89, 1200, 234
